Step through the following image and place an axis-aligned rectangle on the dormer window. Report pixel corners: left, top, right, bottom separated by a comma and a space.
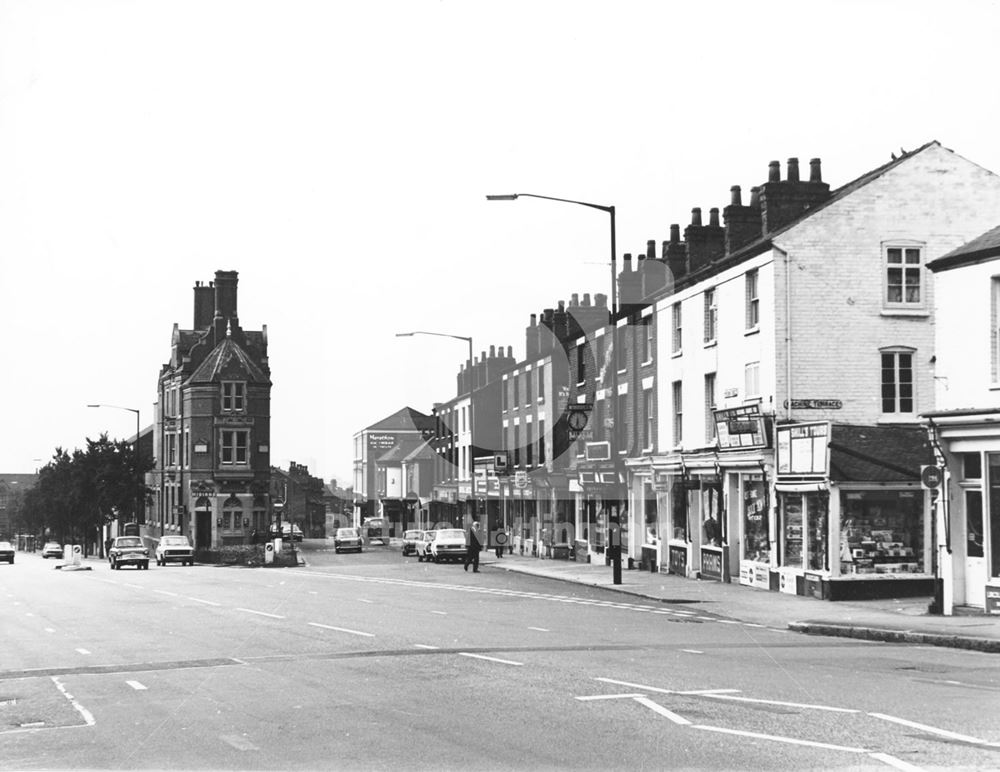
222, 382, 246, 412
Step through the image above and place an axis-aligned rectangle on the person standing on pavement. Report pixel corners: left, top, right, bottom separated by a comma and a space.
465, 521, 483, 572
494, 525, 506, 559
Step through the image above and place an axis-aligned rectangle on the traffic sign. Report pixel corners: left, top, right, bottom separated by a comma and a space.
514, 470, 528, 489
920, 465, 943, 490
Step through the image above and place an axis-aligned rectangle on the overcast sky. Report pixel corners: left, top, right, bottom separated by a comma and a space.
2, 0, 998, 484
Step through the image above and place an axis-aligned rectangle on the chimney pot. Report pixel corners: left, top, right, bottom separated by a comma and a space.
489, 344, 496, 357
691, 208, 702, 227
768, 160, 780, 182
709, 207, 720, 228
558, 300, 565, 311
507, 346, 513, 357
730, 185, 742, 206
670, 224, 681, 242
809, 157, 822, 183
583, 292, 591, 306
750, 186, 761, 207
646, 239, 656, 259
623, 254, 632, 272
530, 313, 537, 326
571, 292, 579, 306
787, 157, 800, 183
595, 293, 607, 308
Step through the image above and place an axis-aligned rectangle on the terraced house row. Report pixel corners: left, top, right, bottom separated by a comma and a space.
358, 141, 1000, 614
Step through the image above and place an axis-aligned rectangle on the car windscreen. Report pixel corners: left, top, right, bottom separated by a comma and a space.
162, 537, 189, 546
0, 542, 12, 549
117, 538, 142, 547
437, 530, 465, 540
336, 529, 358, 537
403, 531, 421, 539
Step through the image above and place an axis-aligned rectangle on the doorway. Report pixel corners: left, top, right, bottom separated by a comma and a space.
965, 490, 985, 607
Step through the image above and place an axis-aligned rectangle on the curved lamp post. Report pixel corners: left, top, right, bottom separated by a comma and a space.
87, 403, 141, 537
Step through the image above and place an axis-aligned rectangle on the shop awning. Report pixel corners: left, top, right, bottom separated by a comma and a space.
775, 481, 828, 493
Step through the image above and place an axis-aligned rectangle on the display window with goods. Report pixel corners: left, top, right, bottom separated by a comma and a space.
838, 490, 924, 576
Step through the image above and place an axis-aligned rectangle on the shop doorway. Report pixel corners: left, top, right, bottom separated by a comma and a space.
195, 509, 212, 550
965, 490, 985, 607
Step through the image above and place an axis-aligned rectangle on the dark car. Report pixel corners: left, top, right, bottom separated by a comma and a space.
0, 541, 13, 564
364, 518, 389, 545
334, 527, 363, 554
108, 536, 149, 570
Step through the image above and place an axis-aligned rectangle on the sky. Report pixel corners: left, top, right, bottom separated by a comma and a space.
2, 0, 999, 484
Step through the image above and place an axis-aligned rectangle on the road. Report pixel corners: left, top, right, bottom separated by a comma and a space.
1, 541, 999, 770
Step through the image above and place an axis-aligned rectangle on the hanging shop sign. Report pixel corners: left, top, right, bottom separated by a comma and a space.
714, 406, 768, 451
776, 422, 830, 476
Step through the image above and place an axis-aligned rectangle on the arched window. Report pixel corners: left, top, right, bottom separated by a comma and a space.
223, 495, 242, 531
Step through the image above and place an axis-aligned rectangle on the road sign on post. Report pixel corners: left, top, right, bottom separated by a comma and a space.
920, 465, 943, 490
514, 470, 528, 489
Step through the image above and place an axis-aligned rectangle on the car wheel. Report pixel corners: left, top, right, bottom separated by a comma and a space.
110, 558, 117, 570
434, 555, 441, 564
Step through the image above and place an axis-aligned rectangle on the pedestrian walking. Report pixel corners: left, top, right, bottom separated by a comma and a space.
465, 521, 483, 572
494, 526, 506, 558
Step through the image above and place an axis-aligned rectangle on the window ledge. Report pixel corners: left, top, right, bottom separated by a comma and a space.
671, 351, 682, 359
704, 340, 717, 349
617, 368, 627, 375
880, 309, 929, 318
744, 327, 760, 337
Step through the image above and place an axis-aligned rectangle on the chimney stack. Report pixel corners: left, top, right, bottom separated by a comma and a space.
193, 280, 215, 329
685, 206, 725, 274
758, 156, 831, 233
723, 184, 763, 254
665, 223, 688, 279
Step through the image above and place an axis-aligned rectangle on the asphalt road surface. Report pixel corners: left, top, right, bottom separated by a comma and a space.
2, 540, 999, 770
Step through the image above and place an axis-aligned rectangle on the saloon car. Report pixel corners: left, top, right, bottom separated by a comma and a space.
428, 529, 467, 563
333, 527, 363, 553
41, 541, 63, 559
415, 530, 436, 562
401, 530, 423, 556
108, 536, 149, 570
155, 535, 195, 566
0, 541, 13, 564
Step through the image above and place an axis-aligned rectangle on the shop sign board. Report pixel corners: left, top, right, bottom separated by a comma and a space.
776, 422, 829, 476
700, 546, 724, 581
739, 560, 771, 589
714, 406, 768, 450
668, 544, 688, 576
920, 465, 943, 490
652, 471, 670, 492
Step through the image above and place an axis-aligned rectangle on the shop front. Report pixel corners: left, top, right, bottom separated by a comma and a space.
573, 461, 625, 564
774, 422, 934, 601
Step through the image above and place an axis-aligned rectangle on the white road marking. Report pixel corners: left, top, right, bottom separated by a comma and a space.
44, 628, 55, 633
868, 712, 991, 745
19, 722, 45, 728
25, 613, 33, 617
155, 590, 179, 597
634, 696, 691, 725
576, 693, 647, 701
705, 694, 858, 713
221, 733, 260, 751
236, 608, 285, 619
692, 724, 868, 753
75, 648, 91, 655
595, 677, 676, 695
743, 623, 766, 628
51, 676, 95, 727
528, 627, 550, 632
308, 591, 318, 595
716, 619, 739, 624
308, 622, 374, 637
188, 597, 221, 606
430, 610, 447, 615
678, 689, 741, 695
681, 649, 704, 654
98, 579, 118, 585
358, 599, 373, 604
459, 652, 523, 666
231, 658, 249, 665
413, 644, 439, 650
126, 680, 147, 691
868, 752, 924, 770
696, 616, 716, 621
124, 583, 144, 589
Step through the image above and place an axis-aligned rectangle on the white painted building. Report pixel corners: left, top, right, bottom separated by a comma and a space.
925, 224, 1000, 614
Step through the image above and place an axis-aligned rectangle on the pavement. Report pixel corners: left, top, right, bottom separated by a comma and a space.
475, 551, 1000, 654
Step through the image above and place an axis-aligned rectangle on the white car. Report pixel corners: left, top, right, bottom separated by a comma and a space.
41, 542, 63, 559
415, 530, 437, 562
428, 529, 467, 564
156, 535, 195, 566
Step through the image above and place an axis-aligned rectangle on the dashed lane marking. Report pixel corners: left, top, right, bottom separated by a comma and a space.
75, 649, 90, 656
413, 644, 439, 650
681, 649, 704, 654
528, 627, 550, 632
576, 693, 647, 701
221, 734, 260, 751
459, 652, 523, 666
123, 583, 144, 590
430, 610, 447, 615
307, 622, 374, 638
187, 597, 222, 606
236, 608, 285, 619
126, 680, 147, 690
154, 590, 179, 597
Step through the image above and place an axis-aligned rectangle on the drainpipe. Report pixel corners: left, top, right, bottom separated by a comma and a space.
926, 417, 950, 615
777, 246, 793, 420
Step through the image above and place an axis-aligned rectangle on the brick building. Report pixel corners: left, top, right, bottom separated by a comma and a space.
152, 270, 273, 550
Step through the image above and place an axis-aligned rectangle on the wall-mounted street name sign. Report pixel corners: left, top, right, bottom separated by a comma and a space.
784, 399, 843, 410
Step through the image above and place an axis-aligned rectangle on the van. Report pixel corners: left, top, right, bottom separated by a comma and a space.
364, 518, 389, 545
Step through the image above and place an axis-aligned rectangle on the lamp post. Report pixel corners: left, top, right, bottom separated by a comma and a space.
486, 191, 623, 583
485, 193, 617, 315
87, 403, 142, 539
397, 331, 475, 528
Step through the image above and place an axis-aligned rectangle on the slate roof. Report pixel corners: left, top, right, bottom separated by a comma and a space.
187, 338, 269, 384
828, 424, 932, 483
365, 406, 436, 433
376, 437, 427, 464
402, 440, 436, 463
926, 222, 1000, 272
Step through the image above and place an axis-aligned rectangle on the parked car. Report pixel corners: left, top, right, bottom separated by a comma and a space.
364, 518, 389, 545
401, 530, 423, 556
108, 536, 149, 570
333, 527, 363, 553
155, 535, 195, 566
0, 541, 13, 564
268, 522, 304, 542
428, 529, 467, 563
41, 542, 63, 559
415, 530, 437, 562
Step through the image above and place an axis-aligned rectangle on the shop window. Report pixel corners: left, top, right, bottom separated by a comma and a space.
742, 476, 768, 562
671, 481, 687, 540
838, 490, 924, 575
644, 483, 658, 543
701, 485, 722, 545
989, 454, 1000, 577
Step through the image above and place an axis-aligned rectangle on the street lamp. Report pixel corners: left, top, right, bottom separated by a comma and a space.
486, 191, 624, 583
396, 331, 475, 527
87, 404, 142, 538
485, 192, 617, 314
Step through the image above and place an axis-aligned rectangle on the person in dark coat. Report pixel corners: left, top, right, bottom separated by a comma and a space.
465, 521, 483, 572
